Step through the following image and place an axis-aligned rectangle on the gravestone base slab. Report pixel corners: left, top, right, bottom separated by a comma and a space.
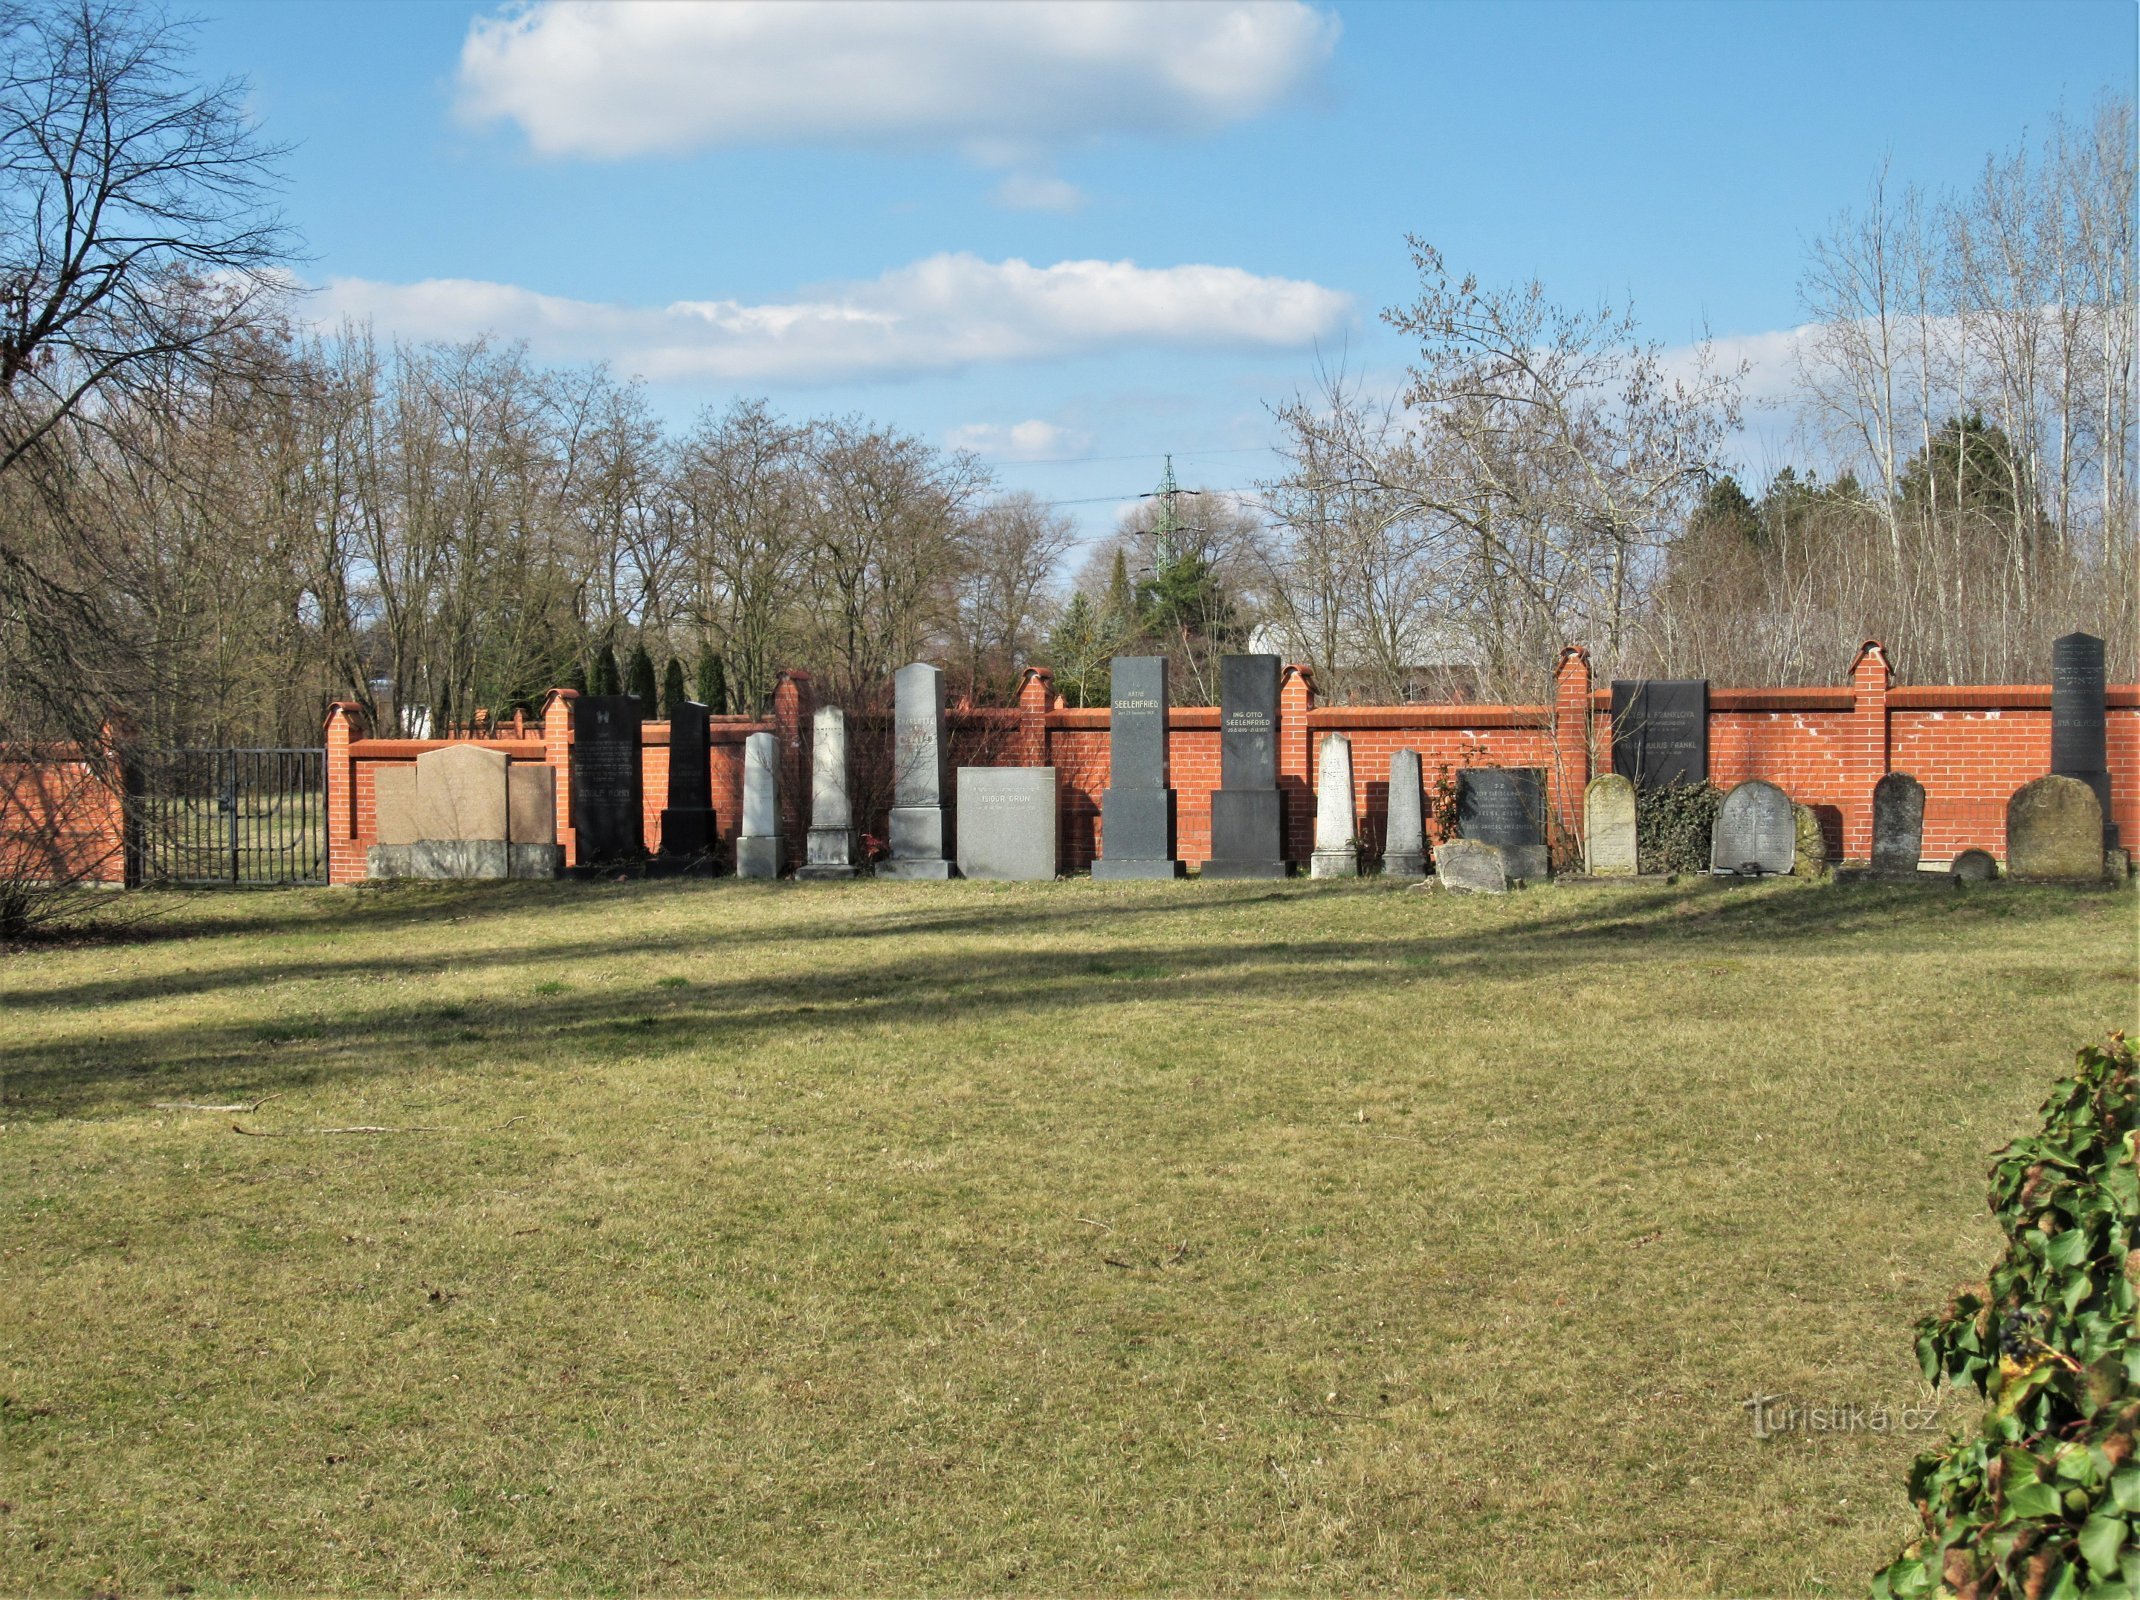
1205, 788, 1286, 878
878, 857, 955, 880
1381, 850, 1426, 878
1096, 788, 1174, 866
1092, 857, 1184, 880
734, 836, 782, 880
1200, 859, 1288, 880
795, 827, 857, 880
887, 805, 950, 868
658, 807, 716, 858
368, 841, 561, 880
1309, 849, 1358, 879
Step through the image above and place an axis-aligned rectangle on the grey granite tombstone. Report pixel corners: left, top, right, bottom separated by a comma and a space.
659, 700, 716, 858
1710, 779, 1794, 875
881, 662, 954, 879
1457, 768, 1549, 881
1871, 772, 1925, 876
1310, 733, 1358, 878
1433, 838, 1508, 894
1582, 773, 1638, 876
797, 707, 857, 880
735, 730, 782, 879
2051, 632, 2114, 847
1950, 848, 1998, 882
571, 695, 644, 864
1203, 653, 1286, 878
1611, 680, 1708, 790
956, 767, 1057, 881
1093, 655, 1182, 879
2006, 774, 2104, 881
1383, 749, 1427, 877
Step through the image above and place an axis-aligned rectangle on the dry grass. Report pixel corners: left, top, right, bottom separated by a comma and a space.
1, 874, 2134, 1595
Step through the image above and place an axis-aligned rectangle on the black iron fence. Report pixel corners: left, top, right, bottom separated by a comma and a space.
133, 748, 328, 886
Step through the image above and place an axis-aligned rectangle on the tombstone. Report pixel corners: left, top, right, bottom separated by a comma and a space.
373, 766, 418, 847
735, 730, 782, 879
1791, 805, 1828, 880
956, 767, 1058, 881
1309, 734, 1358, 879
1092, 655, 1183, 879
1582, 773, 1638, 877
1433, 838, 1508, 894
508, 765, 556, 847
2050, 632, 2114, 848
796, 707, 857, 880
1610, 680, 1708, 790
1949, 848, 1998, 882
413, 744, 509, 842
1710, 779, 1795, 875
880, 662, 954, 879
1871, 772, 1925, 876
367, 744, 560, 880
1203, 653, 1286, 879
1383, 749, 1427, 878
2005, 774, 2104, 882
658, 701, 716, 859
570, 695, 644, 864
1457, 768, 1549, 881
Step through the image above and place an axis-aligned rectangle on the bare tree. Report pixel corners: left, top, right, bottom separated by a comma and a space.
953, 490, 1074, 702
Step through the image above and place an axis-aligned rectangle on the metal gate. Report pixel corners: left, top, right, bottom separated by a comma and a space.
134, 748, 328, 885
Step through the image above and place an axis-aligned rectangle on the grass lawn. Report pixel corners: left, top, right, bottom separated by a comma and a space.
2, 875, 2134, 1595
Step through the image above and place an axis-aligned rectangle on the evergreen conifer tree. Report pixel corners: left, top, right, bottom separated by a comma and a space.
695, 654, 727, 714
627, 644, 658, 718
661, 657, 688, 719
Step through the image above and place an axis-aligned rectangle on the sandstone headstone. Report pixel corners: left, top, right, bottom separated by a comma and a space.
571, 695, 644, 863
373, 766, 418, 846
1093, 655, 1182, 879
2006, 774, 2104, 881
956, 767, 1058, 881
413, 744, 509, 842
1457, 768, 1549, 881
797, 707, 857, 880
1582, 773, 1637, 876
1383, 749, 1427, 877
1792, 804, 1828, 880
1611, 679, 1708, 789
1204, 653, 1285, 879
1710, 779, 1794, 875
1872, 772, 1925, 876
882, 662, 954, 879
508, 765, 556, 846
659, 700, 716, 858
735, 730, 782, 879
1950, 848, 1998, 882
1310, 733, 1357, 878
1433, 838, 1508, 894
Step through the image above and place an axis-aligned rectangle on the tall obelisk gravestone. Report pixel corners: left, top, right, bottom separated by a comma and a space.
881, 661, 955, 879
1092, 656, 1183, 878
1202, 653, 1287, 878
2050, 632, 2115, 850
797, 706, 857, 879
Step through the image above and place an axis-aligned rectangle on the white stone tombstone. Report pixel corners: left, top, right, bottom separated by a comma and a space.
1384, 748, 1427, 877
736, 730, 782, 879
798, 707, 857, 879
1583, 773, 1638, 876
1310, 733, 1357, 879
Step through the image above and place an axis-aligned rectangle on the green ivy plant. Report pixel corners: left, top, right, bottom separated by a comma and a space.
1635, 781, 1723, 875
1874, 1034, 2137, 1600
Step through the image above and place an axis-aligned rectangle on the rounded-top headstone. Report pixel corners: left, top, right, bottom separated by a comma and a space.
1871, 772, 1926, 875
1582, 773, 1637, 876
1710, 779, 1794, 875
1949, 848, 1998, 882
1432, 838, 1508, 894
2005, 774, 2104, 881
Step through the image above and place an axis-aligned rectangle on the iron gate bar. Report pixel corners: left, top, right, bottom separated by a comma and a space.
133, 747, 328, 886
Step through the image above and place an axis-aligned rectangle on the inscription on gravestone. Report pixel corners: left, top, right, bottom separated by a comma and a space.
1204, 653, 1285, 879
571, 695, 644, 863
1094, 655, 1182, 879
1611, 680, 1708, 790
1457, 768, 1549, 881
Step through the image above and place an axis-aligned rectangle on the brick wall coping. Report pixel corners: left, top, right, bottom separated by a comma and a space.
1888, 684, 2140, 710
348, 738, 547, 759
1306, 704, 1550, 730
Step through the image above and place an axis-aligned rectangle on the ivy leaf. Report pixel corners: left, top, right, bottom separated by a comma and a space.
2079, 1509, 2129, 1577
2113, 1467, 2140, 1514
2007, 1477, 2063, 1520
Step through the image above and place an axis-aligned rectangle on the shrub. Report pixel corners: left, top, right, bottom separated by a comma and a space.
1872, 1034, 2137, 1599
1636, 782, 1723, 875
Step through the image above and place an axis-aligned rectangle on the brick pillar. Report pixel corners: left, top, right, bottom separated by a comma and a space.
324, 701, 368, 885
543, 688, 577, 867
1280, 664, 1317, 864
1551, 646, 1593, 858
1846, 640, 1891, 860
772, 670, 813, 869
1017, 667, 1053, 767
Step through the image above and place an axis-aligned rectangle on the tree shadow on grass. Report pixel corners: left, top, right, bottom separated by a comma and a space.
2, 878, 2121, 1120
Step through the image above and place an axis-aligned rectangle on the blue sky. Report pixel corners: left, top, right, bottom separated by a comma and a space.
195, 0, 2133, 550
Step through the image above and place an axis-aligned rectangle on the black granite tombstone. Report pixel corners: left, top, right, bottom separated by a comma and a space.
659, 700, 715, 858
1203, 653, 1286, 878
571, 694, 644, 864
2051, 632, 2113, 846
1610, 680, 1708, 790
1093, 655, 1183, 878
1456, 768, 1549, 879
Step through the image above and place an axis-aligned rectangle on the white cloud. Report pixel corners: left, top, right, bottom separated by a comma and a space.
309, 254, 1352, 385
945, 420, 1091, 461
991, 172, 1087, 213
456, 0, 1339, 160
